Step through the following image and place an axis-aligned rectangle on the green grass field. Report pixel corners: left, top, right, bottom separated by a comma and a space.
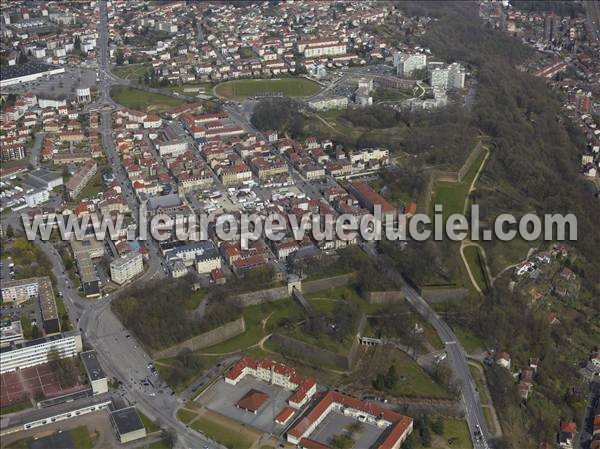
437, 419, 473, 449
388, 351, 451, 398
69, 426, 97, 449
0, 399, 31, 416
190, 413, 258, 449
113, 64, 151, 80
453, 325, 485, 354
110, 86, 185, 112
167, 81, 214, 96
463, 245, 488, 292
215, 77, 321, 99
139, 411, 160, 432
177, 408, 198, 424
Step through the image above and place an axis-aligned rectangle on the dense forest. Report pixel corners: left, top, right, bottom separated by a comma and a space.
402, 1, 600, 289
112, 279, 241, 350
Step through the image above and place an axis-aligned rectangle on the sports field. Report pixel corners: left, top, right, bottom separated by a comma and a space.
215, 77, 321, 99
1, 363, 87, 409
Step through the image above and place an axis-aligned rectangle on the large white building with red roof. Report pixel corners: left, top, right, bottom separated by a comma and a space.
225, 356, 317, 409
287, 391, 413, 449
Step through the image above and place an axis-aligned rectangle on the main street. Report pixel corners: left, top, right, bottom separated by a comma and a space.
60, 2, 217, 448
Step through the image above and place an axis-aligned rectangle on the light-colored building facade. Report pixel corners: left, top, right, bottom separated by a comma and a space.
110, 252, 143, 285
80, 350, 108, 395
0, 331, 83, 374
395, 52, 427, 77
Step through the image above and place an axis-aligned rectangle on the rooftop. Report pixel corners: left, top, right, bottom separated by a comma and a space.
110, 406, 145, 435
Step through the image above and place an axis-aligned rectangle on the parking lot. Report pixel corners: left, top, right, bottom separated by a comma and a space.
198, 376, 299, 435
1, 66, 97, 100
309, 411, 386, 449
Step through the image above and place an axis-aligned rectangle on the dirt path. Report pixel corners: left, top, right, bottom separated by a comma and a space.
459, 146, 492, 294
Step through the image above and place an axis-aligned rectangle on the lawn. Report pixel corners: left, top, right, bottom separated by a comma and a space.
113, 63, 151, 80
435, 419, 473, 449
168, 81, 214, 96
155, 354, 221, 393
431, 182, 468, 221
110, 86, 186, 112
190, 412, 259, 449
201, 300, 296, 354
373, 87, 413, 102
453, 325, 485, 355
69, 426, 97, 449
0, 399, 32, 415
468, 363, 498, 434
177, 408, 198, 424
463, 245, 488, 292
388, 351, 450, 398
215, 77, 321, 99
139, 410, 160, 432
185, 289, 206, 310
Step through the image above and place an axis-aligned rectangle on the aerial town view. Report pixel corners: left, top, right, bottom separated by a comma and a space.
0, 1, 599, 449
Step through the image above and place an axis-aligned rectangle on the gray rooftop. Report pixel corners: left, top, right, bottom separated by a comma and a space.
80, 350, 106, 382
110, 406, 145, 435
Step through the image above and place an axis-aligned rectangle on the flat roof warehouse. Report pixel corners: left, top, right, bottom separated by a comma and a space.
0, 62, 65, 88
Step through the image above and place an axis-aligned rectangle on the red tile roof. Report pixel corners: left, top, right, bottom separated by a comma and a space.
236, 389, 269, 413
298, 438, 331, 449
275, 406, 295, 425
288, 391, 412, 449
561, 421, 577, 434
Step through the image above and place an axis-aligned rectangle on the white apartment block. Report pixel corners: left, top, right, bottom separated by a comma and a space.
350, 148, 389, 164
0, 331, 83, 374
1, 279, 39, 304
110, 252, 144, 285
1, 321, 24, 348
447, 63, 466, 88
304, 42, 346, 58
395, 52, 427, 77
430, 67, 450, 89
308, 96, 348, 111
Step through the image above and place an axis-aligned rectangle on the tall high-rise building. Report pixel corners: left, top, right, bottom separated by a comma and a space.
394, 52, 427, 77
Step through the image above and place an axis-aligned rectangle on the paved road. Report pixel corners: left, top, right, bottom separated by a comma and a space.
28, 132, 45, 169
365, 246, 489, 449
67, 3, 217, 448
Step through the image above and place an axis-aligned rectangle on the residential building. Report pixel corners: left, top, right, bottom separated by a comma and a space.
225, 356, 317, 409
110, 252, 144, 285
0, 331, 83, 374
308, 96, 348, 111
24, 188, 50, 207
80, 350, 108, 395
286, 390, 413, 448
394, 52, 427, 77
66, 160, 98, 199
0, 321, 24, 348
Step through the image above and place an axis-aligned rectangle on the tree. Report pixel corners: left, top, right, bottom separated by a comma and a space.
431, 416, 444, 435
420, 425, 432, 447
384, 365, 398, 389
31, 325, 40, 339
47, 348, 79, 388
18, 51, 28, 64
374, 373, 386, 391
5, 224, 14, 239
115, 48, 125, 65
